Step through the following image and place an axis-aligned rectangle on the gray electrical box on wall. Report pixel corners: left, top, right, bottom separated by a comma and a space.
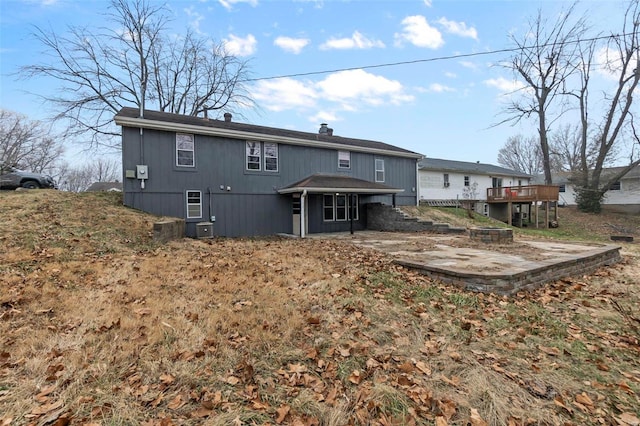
136, 165, 148, 179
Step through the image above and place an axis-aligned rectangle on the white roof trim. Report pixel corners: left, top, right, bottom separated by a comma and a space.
278, 187, 405, 194
115, 115, 423, 159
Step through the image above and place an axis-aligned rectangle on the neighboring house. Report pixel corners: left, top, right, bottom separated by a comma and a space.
418, 158, 531, 214
86, 181, 123, 192
539, 166, 640, 214
114, 108, 422, 237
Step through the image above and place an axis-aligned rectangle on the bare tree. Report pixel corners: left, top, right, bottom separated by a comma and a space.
500, 4, 587, 184
568, 0, 640, 212
58, 158, 121, 192
497, 135, 544, 175
0, 109, 65, 174
21, 0, 254, 151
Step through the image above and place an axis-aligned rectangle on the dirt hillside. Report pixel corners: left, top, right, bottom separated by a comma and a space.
1, 190, 639, 426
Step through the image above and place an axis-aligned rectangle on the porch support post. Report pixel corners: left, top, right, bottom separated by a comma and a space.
545, 201, 550, 229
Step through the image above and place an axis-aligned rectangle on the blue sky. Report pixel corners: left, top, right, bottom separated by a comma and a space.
0, 0, 629, 166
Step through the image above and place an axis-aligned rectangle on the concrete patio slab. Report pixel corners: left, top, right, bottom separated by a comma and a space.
312, 231, 622, 295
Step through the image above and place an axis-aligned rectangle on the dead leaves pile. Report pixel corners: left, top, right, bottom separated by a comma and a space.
1, 193, 640, 425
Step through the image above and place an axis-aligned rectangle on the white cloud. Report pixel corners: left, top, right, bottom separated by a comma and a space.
427, 83, 455, 93
223, 34, 257, 56
316, 69, 414, 106
483, 77, 526, 93
595, 46, 629, 81
423, 0, 432, 6
252, 78, 318, 112
436, 17, 478, 40
444, 71, 457, 78
274, 36, 310, 54
394, 15, 443, 49
184, 7, 205, 34
250, 69, 413, 115
309, 111, 338, 124
320, 31, 385, 50
459, 60, 478, 70
218, 0, 258, 11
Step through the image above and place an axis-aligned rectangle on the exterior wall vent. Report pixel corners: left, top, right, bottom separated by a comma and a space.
196, 222, 214, 239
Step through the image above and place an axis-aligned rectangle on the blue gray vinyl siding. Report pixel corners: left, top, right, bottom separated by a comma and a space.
121, 126, 417, 237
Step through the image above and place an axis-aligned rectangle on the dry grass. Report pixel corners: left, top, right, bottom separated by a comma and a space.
1, 190, 639, 425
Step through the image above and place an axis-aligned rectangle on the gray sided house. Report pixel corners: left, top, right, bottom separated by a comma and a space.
114, 108, 422, 237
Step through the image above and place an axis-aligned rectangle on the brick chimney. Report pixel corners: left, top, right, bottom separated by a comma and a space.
224, 113, 232, 122
319, 123, 328, 134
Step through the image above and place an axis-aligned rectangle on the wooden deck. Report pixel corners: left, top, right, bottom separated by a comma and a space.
486, 185, 559, 203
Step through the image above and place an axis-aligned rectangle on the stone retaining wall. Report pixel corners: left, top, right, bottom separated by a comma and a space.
396, 246, 621, 296
153, 218, 185, 243
366, 203, 466, 234
470, 228, 513, 243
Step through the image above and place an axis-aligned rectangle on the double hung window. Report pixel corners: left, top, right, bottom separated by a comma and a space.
375, 159, 385, 182
176, 133, 195, 167
186, 190, 202, 219
246, 141, 278, 172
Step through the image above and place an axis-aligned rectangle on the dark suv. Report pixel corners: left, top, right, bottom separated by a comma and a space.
0, 165, 57, 190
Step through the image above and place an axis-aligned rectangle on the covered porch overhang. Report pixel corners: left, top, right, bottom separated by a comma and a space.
278, 174, 405, 195
278, 174, 404, 237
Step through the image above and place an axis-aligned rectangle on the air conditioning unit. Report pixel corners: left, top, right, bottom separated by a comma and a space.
195, 222, 214, 239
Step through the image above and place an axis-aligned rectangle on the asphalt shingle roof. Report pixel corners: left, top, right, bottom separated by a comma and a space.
116, 107, 421, 157
418, 157, 531, 178
279, 174, 403, 193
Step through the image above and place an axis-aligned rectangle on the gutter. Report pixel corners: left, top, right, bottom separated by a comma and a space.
278, 187, 405, 195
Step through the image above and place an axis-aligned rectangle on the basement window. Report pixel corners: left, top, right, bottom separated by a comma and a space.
186, 190, 202, 219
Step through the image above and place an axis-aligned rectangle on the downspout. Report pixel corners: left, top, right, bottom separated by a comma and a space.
415, 159, 420, 206
300, 190, 307, 238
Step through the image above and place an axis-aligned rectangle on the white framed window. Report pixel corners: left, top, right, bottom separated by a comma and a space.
338, 151, 351, 169
348, 195, 359, 220
336, 194, 347, 221
323, 194, 334, 221
323, 194, 359, 222
444, 173, 450, 188
559, 184, 566, 193
609, 181, 621, 190
186, 190, 202, 219
176, 133, 195, 167
264, 143, 278, 172
246, 141, 278, 172
464, 176, 470, 187
375, 159, 385, 182
246, 141, 261, 170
